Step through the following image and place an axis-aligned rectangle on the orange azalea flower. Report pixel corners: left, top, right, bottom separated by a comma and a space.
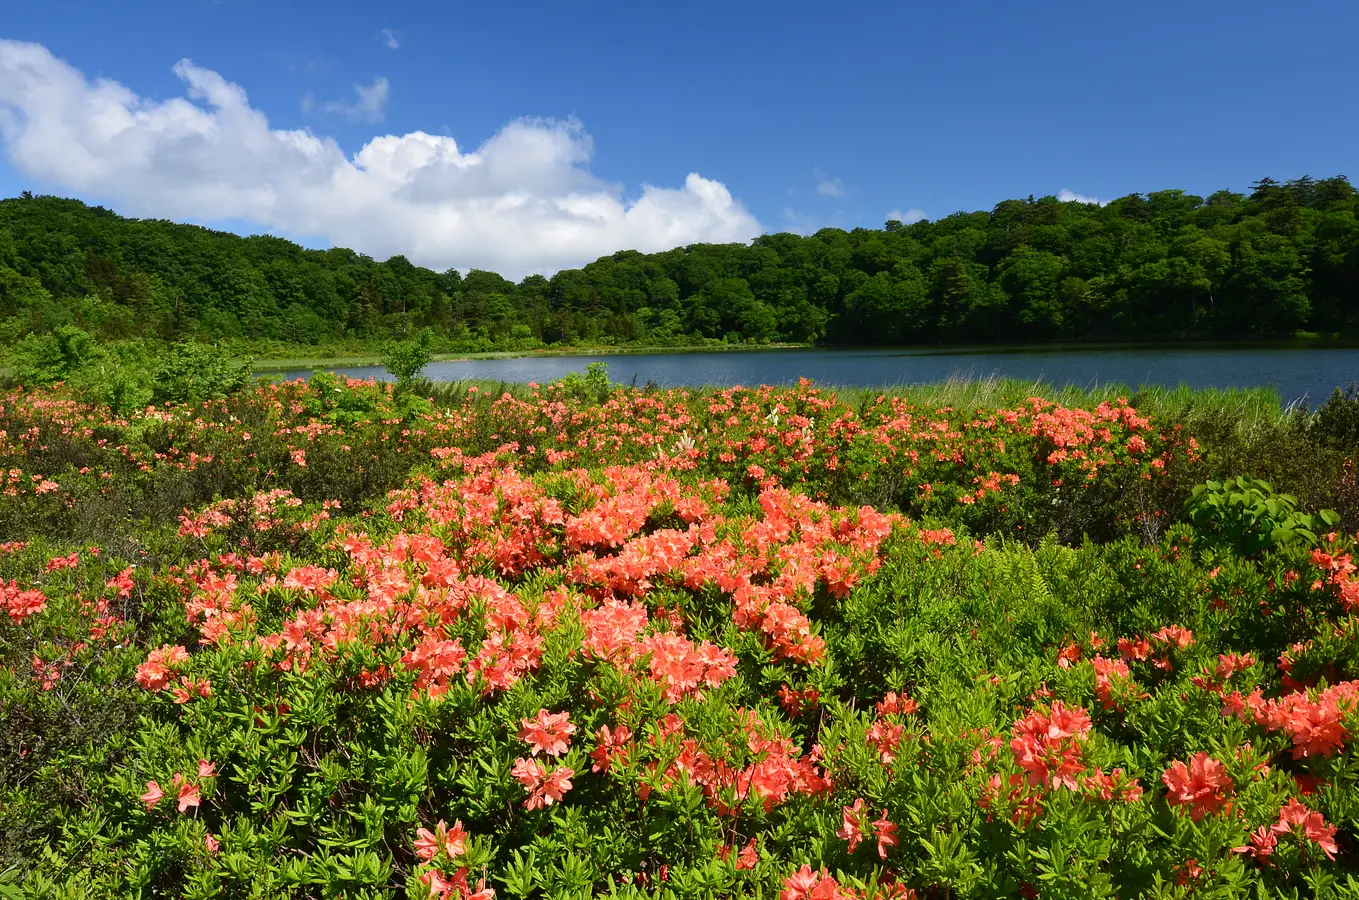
875, 692, 918, 716
517, 709, 576, 757
135, 644, 190, 692
590, 724, 632, 773
1092, 655, 1140, 711
873, 810, 898, 859
172, 773, 201, 813
414, 820, 469, 862
1215, 652, 1256, 680
540, 766, 575, 806
511, 757, 575, 810
778, 865, 843, 900
835, 799, 868, 852
419, 867, 455, 899
1252, 681, 1356, 759
140, 780, 164, 809
1150, 625, 1194, 650
1232, 825, 1277, 861
1272, 799, 1339, 860
1162, 752, 1233, 821
1117, 636, 1150, 661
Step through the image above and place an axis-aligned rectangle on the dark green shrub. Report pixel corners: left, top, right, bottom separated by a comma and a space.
150, 342, 251, 405
11, 325, 97, 386
1308, 382, 1359, 451
552, 362, 613, 403
68, 355, 153, 415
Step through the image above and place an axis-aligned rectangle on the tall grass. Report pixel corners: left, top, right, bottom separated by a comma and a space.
826, 375, 1289, 429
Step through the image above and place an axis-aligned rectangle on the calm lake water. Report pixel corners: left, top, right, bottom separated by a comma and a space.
272, 346, 1359, 407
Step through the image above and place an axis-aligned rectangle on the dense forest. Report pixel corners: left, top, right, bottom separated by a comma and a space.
1, 175, 1357, 352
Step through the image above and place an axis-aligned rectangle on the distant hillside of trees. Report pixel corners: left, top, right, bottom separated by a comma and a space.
2, 176, 1357, 352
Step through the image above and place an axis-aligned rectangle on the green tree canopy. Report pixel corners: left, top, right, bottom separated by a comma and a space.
2, 176, 1357, 351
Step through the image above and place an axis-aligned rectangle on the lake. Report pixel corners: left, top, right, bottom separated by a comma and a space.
271, 345, 1359, 406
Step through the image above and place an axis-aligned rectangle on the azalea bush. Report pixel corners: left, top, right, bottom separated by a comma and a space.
1, 376, 1358, 898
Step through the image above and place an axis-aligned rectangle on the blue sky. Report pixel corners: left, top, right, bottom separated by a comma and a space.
1, 0, 1356, 276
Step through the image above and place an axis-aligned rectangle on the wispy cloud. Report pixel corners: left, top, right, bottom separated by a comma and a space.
321, 76, 390, 123
886, 208, 926, 225
276, 52, 331, 76
816, 177, 844, 198
378, 28, 399, 50
781, 208, 822, 235
1057, 188, 1106, 206
811, 166, 845, 198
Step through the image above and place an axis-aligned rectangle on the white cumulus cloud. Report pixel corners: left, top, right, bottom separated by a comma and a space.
887, 207, 926, 225
0, 40, 762, 278
1057, 188, 1105, 206
322, 76, 389, 123
379, 28, 399, 50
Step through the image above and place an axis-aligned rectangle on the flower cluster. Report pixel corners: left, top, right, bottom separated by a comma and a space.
1162, 752, 1234, 821
140, 760, 215, 814
1, 579, 46, 622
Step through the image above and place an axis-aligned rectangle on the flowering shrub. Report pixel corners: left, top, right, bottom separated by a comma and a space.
1, 377, 1357, 898
0, 375, 1194, 547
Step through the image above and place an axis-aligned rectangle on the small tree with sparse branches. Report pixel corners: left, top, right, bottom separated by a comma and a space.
381, 328, 435, 395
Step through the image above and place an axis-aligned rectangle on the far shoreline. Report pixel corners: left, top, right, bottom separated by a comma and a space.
249, 342, 813, 371
249, 336, 1359, 373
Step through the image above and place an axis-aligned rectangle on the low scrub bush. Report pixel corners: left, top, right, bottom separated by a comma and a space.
1309, 383, 1359, 452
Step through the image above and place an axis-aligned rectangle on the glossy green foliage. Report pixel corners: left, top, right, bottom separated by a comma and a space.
1187, 476, 1340, 556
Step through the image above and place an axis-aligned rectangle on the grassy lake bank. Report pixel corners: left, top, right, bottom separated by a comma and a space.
248, 337, 1359, 372
248, 342, 812, 371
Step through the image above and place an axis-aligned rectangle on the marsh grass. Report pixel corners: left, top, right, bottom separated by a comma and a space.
798, 374, 1291, 434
